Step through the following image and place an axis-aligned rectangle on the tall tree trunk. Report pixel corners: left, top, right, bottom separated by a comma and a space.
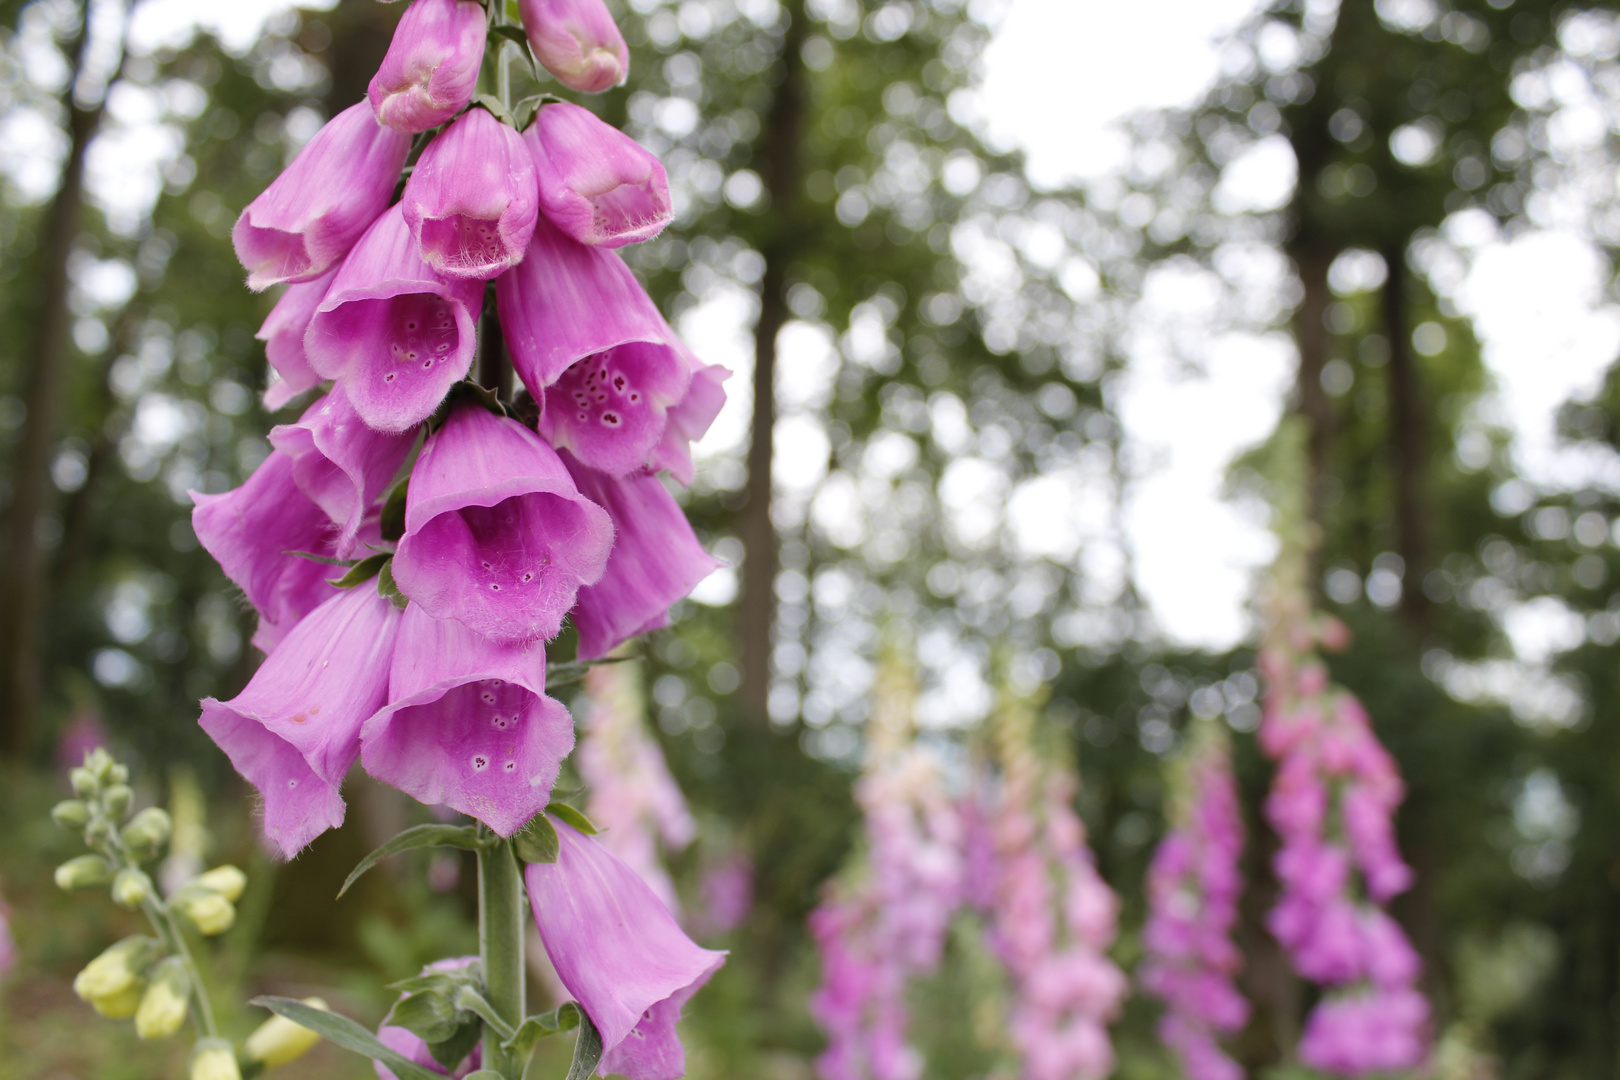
736, 0, 807, 727
1291, 243, 1337, 513
0, 4, 116, 757
1380, 243, 1429, 631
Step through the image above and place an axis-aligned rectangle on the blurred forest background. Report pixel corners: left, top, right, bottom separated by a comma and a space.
4, 0, 1620, 1077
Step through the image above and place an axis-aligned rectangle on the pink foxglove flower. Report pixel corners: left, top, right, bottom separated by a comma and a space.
0, 893, 15, 982
563, 459, 720, 660
402, 108, 540, 280
391, 402, 613, 642
362, 605, 574, 837
528, 102, 671, 248
374, 957, 483, 1080
517, 0, 629, 94
190, 450, 349, 653
305, 204, 485, 433
232, 102, 411, 291
578, 661, 696, 912
258, 268, 335, 410
525, 819, 726, 1080
495, 216, 692, 475
267, 385, 414, 559
648, 363, 728, 486
199, 586, 401, 858
368, 0, 488, 134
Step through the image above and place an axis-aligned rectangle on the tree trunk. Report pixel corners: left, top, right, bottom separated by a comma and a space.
1380, 243, 1429, 631
0, 4, 114, 758
736, 0, 807, 727
1291, 243, 1337, 512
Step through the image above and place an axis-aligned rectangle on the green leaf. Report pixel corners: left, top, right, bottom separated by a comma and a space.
248, 997, 445, 1080
513, 812, 559, 864
428, 1019, 483, 1072
450, 987, 516, 1042
488, 24, 528, 49
386, 989, 462, 1045
331, 552, 390, 589
565, 1008, 604, 1080
546, 802, 598, 835
379, 478, 408, 543
282, 550, 356, 567
470, 93, 515, 127
378, 558, 410, 610
543, 653, 638, 691
338, 824, 484, 898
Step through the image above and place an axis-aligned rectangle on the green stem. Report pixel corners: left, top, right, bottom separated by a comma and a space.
142, 894, 220, 1039
478, 834, 527, 1079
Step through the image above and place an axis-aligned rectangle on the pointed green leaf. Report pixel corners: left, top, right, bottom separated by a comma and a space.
380, 478, 408, 543
470, 93, 515, 127
513, 811, 559, 864
428, 1019, 483, 1072
282, 550, 357, 567
337, 824, 483, 898
502, 1006, 572, 1057
488, 24, 529, 49
386, 989, 462, 1045
331, 552, 390, 589
564, 1008, 603, 1080
378, 558, 410, 610
248, 996, 444, 1080
546, 803, 598, 835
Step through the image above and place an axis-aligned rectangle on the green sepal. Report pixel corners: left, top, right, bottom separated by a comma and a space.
427, 380, 508, 437
543, 653, 638, 692
380, 477, 408, 543
331, 553, 390, 589
502, 1001, 581, 1058
386, 987, 466, 1045
488, 24, 529, 50
282, 550, 357, 567
547, 802, 598, 835
513, 811, 559, 864
565, 1007, 604, 1080
470, 93, 516, 128
337, 824, 485, 898
378, 558, 410, 610
250, 997, 445, 1080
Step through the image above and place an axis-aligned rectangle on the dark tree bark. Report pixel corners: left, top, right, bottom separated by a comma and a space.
736, 0, 807, 727
0, 4, 118, 757
1380, 244, 1429, 631
1291, 243, 1337, 513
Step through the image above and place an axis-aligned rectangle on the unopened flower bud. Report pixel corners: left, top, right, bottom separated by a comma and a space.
112, 867, 154, 909
243, 998, 328, 1067
85, 747, 114, 782
368, 0, 487, 133
519, 0, 629, 93
90, 979, 148, 1018
84, 818, 113, 845
122, 807, 172, 851
51, 799, 90, 830
73, 936, 161, 1003
135, 957, 191, 1039
194, 865, 248, 903
190, 1038, 242, 1080
175, 887, 237, 936
56, 854, 115, 891
70, 766, 98, 798
108, 762, 129, 784
103, 784, 133, 819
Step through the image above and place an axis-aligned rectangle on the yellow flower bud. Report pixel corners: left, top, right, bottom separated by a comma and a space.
51, 799, 90, 830
194, 865, 247, 903
112, 868, 153, 909
55, 854, 115, 891
72, 936, 160, 1002
89, 979, 147, 1018
122, 806, 172, 851
103, 783, 133, 819
70, 766, 98, 798
175, 888, 236, 936
190, 1039, 242, 1080
84, 746, 115, 782
243, 998, 328, 1068
135, 957, 190, 1039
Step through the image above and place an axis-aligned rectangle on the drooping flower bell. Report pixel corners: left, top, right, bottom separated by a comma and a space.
528, 102, 671, 248
390, 401, 614, 642
267, 385, 415, 559
232, 102, 411, 292
402, 107, 540, 281
650, 362, 729, 486
368, 0, 488, 134
199, 585, 401, 858
362, 605, 574, 837
562, 458, 720, 660
495, 217, 692, 475
258, 268, 335, 410
190, 450, 350, 653
304, 204, 485, 433
525, 818, 726, 1080
517, 0, 629, 94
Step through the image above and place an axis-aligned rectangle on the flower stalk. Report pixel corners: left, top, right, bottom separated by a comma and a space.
477, 832, 527, 1079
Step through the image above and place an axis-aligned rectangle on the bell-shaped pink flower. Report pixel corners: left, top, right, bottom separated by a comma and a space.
528, 102, 671, 248
525, 819, 726, 1080
190, 451, 348, 654
232, 102, 411, 292
517, 0, 628, 94
259, 268, 336, 410
368, 0, 488, 134
362, 605, 574, 836
305, 204, 485, 433
402, 108, 539, 281
267, 385, 415, 559
199, 586, 401, 858
563, 458, 720, 660
391, 402, 614, 642
496, 217, 692, 475
648, 363, 728, 486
